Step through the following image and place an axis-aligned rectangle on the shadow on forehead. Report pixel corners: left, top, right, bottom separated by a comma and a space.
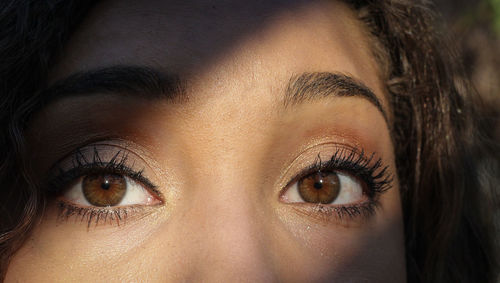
39, 0, 389, 125
63, 0, 340, 75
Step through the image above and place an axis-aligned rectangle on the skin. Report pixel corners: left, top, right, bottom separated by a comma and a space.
6, 0, 406, 282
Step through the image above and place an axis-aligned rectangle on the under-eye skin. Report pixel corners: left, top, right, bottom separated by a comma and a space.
44, 145, 162, 227
280, 148, 392, 221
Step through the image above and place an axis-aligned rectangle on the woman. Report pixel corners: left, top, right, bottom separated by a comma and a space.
0, 0, 497, 281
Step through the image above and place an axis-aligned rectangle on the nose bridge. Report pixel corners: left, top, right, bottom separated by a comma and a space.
157, 118, 278, 276
186, 163, 276, 277
163, 99, 279, 280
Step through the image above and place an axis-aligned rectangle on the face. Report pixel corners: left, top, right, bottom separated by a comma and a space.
6, 0, 406, 281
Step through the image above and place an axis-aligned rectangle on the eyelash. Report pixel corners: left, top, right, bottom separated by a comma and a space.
46, 146, 392, 227
46, 147, 159, 228
283, 148, 392, 221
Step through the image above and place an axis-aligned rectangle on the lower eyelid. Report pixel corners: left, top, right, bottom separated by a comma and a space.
288, 201, 380, 226
54, 200, 159, 228
281, 147, 391, 198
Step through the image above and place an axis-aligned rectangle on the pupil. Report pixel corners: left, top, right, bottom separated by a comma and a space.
101, 179, 111, 190
314, 180, 323, 189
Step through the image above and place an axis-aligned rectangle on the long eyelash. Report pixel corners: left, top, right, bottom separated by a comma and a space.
287, 147, 393, 220
304, 147, 392, 198
45, 146, 159, 227
46, 146, 156, 194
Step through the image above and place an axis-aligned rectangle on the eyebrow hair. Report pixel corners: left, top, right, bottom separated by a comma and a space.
41, 67, 388, 124
41, 65, 187, 103
284, 72, 388, 122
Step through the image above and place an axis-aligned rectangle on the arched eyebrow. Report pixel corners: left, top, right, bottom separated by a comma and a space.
284, 72, 389, 123
41, 66, 388, 123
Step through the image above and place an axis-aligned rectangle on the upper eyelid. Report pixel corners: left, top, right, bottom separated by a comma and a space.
46, 142, 391, 193
40, 138, 159, 174
50, 161, 151, 186
48, 143, 148, 173
44, 146, 159, 193
285, 148, 371, 181
278, 142, 364, 179
281, 148, 392, 196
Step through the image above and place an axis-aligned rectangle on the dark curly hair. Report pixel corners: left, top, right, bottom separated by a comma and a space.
0, 0, 498, 281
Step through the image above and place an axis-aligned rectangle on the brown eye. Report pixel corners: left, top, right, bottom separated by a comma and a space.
62, 172, 159, 208
282, 170, 365, 205
82, 174, 127, 207
297, 172, 340, 204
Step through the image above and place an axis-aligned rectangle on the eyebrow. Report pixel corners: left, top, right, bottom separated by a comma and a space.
284, 72, 388, 122
41, 66, 388, 123
41, 65, 187, 103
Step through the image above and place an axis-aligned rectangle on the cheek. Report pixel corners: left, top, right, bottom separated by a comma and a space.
274, 193, 406, 281
5, 204, 164, 282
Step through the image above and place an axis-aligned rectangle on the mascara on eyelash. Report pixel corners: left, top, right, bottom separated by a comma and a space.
56, 200, 132, 228
307, 201, 380, 220
46, 146, 161, 228
280, 147, 392, 221
291, 147, 393, 199
45, 146, 157, 194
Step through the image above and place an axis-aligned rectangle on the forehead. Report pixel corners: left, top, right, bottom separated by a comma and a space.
52, 0, 384, 100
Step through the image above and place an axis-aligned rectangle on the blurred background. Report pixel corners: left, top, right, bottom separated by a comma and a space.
433, 0, 500, 265
435, 0, 499, 136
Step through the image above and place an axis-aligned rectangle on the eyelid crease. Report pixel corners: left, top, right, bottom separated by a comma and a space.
280, 146, 392, 201
48, 145, 165, 229
277, 141, 360, 187
45, 145, 161, 199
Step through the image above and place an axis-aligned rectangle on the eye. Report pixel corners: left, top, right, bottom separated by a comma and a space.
62, 173, 160, 207
281, 171, 365, 205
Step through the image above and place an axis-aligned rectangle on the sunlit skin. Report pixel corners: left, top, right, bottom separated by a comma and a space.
6, 0, 406, 281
